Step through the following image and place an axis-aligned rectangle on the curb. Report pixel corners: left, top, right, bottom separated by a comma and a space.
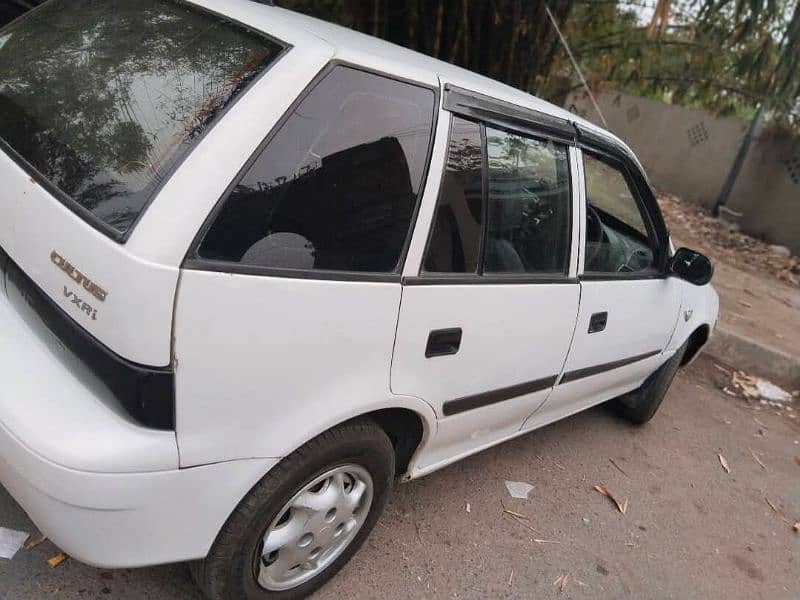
703, 326, 800, 389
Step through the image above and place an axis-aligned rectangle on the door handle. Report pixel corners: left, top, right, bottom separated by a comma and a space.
588, 312, 608, 333
425, 328, 462, 358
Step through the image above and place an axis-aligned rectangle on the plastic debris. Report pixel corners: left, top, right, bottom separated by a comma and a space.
0, 527, 29, 560
504, 481, 534, 500
729, 371, 792, 403
755, 380, 792, 403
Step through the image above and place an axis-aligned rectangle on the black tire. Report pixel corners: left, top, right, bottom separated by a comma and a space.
612, 342, 687, 425
192, 419, 395, 600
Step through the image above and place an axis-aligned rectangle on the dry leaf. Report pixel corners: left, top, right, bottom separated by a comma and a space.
47, 553, 68, 568
23, 532, 46, 550
718, 454, 731, 474
793, 522, 799, 533
794, 456, 800, 467
765, 497, 793, 526
593, 484, 628, 514
749, 448, 766, 470
553, 573, 571, 593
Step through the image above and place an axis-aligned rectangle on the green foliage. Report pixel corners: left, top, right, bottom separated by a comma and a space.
276, 0, 575, 92
274, 0, 798, 129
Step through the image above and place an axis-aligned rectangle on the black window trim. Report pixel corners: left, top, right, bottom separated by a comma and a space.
443, 84, 577, 146
577, 133, 670, 282
183, 59, 441, 283
414, 112, 575, 285
0, 0, 292, 244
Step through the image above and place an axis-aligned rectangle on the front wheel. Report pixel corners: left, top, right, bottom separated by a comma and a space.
192, 419, 395, 600
612, 341, 687, 424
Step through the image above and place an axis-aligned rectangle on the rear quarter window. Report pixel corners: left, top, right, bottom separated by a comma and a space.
197, 66, 436, 274
0, 0, 284, 239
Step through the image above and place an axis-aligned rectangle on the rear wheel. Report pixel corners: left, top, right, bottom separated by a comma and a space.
613, 341, 687, 424
192, 419, 395, 600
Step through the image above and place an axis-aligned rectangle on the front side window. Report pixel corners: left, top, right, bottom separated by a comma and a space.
0, 0, 283, 237
583, 152, 656, 273
485, 127, 571, 274
198, 66, 436, 273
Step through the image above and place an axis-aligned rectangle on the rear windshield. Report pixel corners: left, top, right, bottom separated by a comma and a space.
0, 0, 283, 239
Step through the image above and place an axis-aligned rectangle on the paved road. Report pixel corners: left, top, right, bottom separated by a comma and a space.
1, 356, 798, 599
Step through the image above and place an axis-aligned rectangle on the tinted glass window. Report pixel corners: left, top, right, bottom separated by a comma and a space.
199, 67, 435, 273
484, 127, 571, 274
583, 153, 655, 273
0, 0, 282, 237
423, 117, 483, 273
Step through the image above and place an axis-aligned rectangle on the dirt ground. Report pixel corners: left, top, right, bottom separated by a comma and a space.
1, 355, 797, 599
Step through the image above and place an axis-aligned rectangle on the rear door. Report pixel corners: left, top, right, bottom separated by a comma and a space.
526, 143, 681, 428
391, 102, 581, 473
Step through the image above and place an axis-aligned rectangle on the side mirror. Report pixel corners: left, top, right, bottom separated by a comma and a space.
669, 247, 714, 286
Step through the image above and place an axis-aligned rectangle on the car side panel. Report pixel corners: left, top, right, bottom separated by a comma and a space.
173, 272, 436, 467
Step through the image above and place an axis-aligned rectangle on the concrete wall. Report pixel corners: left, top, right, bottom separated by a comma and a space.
566, 90, 800, 255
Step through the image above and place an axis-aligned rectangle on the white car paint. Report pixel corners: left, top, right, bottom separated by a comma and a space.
0, 0, 718, 571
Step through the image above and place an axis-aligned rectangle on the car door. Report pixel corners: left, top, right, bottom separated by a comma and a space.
391, 103, 581, 474
524, 140, 682, 429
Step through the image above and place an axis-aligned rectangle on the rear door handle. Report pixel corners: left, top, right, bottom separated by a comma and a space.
588, 312, 608, 333
426, 328, 462, 358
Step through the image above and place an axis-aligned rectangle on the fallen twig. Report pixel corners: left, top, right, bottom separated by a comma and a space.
609, 458, 629, 477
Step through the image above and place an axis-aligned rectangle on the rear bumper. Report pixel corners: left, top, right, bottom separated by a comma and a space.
0, 264, 277, 567
0, 426, 276, 567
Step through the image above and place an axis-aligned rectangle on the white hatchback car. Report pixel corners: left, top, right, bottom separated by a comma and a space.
0, 0, 718, 598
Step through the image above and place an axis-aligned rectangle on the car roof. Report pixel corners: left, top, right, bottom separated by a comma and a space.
191, 0, 636, 163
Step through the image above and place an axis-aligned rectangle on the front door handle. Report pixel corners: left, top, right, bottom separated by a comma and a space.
426, 328, 462, 358
588, 312, 608, 334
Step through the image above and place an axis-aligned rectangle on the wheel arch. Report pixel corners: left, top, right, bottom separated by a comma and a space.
680, 324, 711, 366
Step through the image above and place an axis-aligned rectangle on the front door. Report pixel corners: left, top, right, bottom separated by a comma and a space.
525, 146, 682, 428
391, 115, 581, 474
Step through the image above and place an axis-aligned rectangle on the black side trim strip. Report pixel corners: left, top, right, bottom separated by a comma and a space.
560, 350, 661, 384
4, 255, 175, 430
442, 375, 558, 417
443, 84, 577, 145
403, 275, 578, 286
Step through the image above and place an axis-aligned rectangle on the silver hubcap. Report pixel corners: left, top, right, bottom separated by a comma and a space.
256, 464, 374, 591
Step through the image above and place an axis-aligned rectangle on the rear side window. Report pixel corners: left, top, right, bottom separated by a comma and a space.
0, 0, 283, 238
423, 117, 483, 273
485, 127, 571, 274
424, 117, 572, 276
198, 66, 436, 273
